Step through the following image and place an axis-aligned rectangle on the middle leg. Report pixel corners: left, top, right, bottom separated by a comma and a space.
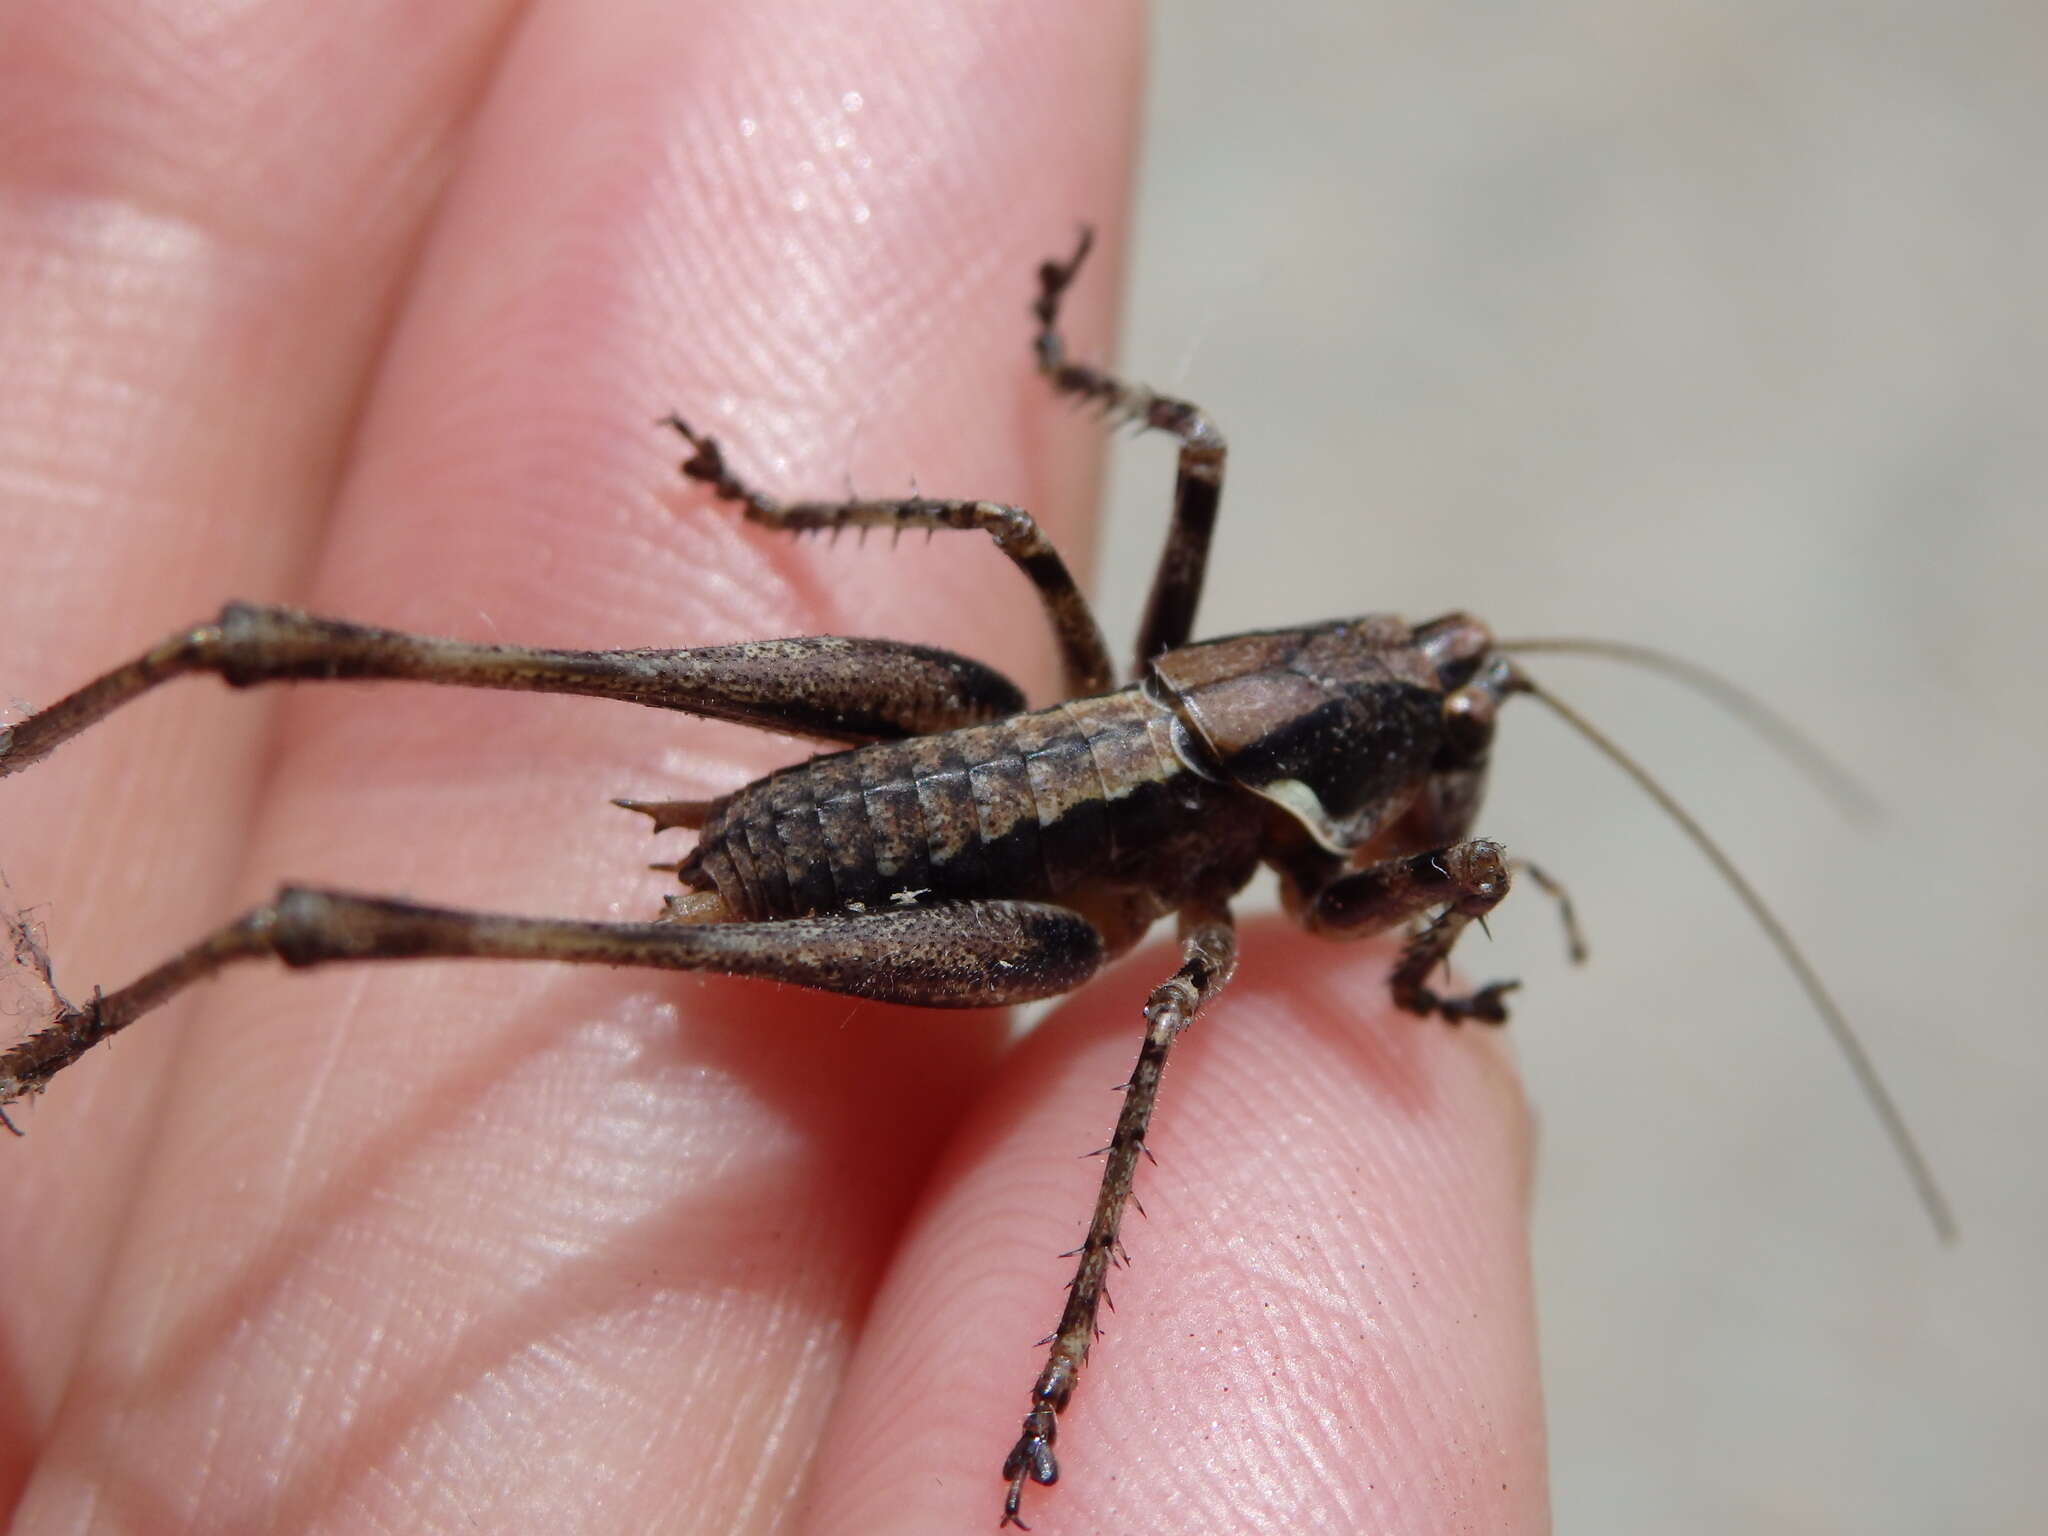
1002, 903, 1238, 1527
1033, 229, 1229, 672
663, 415, 1115, 700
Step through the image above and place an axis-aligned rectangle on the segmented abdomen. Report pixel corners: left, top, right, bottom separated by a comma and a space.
689, 687, 1238, 921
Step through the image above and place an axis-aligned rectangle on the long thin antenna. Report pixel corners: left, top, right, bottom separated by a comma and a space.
1517, 676, 1955, 1242
1498, 636, 1880, 825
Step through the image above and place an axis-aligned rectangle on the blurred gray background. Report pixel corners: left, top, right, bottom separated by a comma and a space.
1115, 4, 2043, 1532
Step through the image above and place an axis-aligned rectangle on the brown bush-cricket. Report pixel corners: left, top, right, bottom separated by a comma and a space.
0, 231, 1951, 1526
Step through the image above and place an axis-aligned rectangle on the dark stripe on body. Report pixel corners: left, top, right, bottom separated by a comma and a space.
808, 753, 883, 911
912, 731, 990, 895
767, 763, 837, 915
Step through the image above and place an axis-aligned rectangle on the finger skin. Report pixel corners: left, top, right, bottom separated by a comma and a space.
4, 1, 1141, 1533
817, 925, 1548, 1533
0, 0, 529, 1488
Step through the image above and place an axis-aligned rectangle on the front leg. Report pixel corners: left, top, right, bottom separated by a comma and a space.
1297, 841, 1518, 1024
1002, 904, 1237, 1528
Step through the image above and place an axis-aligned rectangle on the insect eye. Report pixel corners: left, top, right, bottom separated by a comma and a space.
1442, 688, 1497, 757
1410, 611, 1496, 690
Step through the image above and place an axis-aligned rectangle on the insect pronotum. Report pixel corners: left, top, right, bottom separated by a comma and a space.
0, 230, 1949, 1526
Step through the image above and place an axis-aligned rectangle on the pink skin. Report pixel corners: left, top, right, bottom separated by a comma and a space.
0, 2, 1545, 1532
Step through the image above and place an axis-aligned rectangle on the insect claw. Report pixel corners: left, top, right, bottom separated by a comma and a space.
1033, 224, 1093, 308
1443, 979, 1519, 1025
